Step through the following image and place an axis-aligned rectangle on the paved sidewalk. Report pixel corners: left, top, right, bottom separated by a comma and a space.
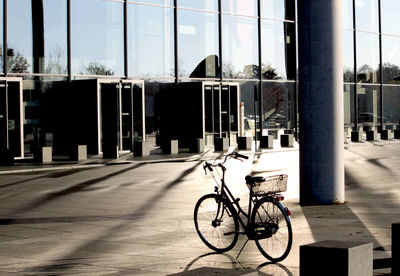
0, 140, 399, 275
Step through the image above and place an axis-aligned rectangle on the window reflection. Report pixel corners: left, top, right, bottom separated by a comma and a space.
261, 20, 295, 80
178, 10, 219, 78
132, 0, 173, 6
344, 84, 355, 129
222, 15, 259, 79
261, 0, 295, 21
383, 86, 400, 127
356, 32, 380, 83
222, 0, 257, 17
357, 84, 380, 128
178, 0, 218, 12
128, 4, 174, 77
7, 0, 33, 73
71, 0, 124, 76
382, 35, 400, 84
355, 0, 379, 32
343, 30, 354, 82
381, 0, 400, 35
342, 0, 353, 29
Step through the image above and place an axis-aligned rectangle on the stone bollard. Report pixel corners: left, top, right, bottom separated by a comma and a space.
214, 137, 229, 152
237, 136, 252, 150
351, 130, 362, 142
393, 223, 400, 275
381, 129, 391, 140
280, 134, 294, 147
300, 240, 373, 276
366, 130, 377, 141
35, 146, 52, 164
189, 138, 204, 153
394, 129, 400, 139
260, 135, 274, 149
162, 140, 179, 154
70, 145, 87, 161
134, 141, 150, 157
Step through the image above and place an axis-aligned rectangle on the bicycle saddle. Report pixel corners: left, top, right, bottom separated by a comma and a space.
245, 175, 265, 184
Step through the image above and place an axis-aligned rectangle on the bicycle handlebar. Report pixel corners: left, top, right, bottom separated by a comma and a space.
203, 152, 249, 174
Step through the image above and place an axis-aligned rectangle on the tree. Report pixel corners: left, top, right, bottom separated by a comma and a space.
83, 62, 114, 76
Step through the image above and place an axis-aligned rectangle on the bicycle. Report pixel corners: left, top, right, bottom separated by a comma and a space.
193, 151, 292, 263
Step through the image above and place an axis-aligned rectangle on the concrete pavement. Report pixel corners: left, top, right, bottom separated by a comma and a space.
0, 139, 399, 275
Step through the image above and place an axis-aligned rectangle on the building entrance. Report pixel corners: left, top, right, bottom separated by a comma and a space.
0, 78, 24, 159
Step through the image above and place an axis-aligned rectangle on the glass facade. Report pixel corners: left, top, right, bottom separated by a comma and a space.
2, 0, 400, 157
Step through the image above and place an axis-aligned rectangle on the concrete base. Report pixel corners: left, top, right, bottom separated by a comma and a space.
189, 138, 204, 153
366, 130, 377, 141
300, 240, 373, 276
162, 140, 178, 155
393, 223, 400, 275
237, 136, 252, 150
280, 134, 294, 147
214, 137, 229, 152
102, 146, 119, 159
35, 146, 52, 164
260, 135, 274, 149
351, 131, 362, 142
394, 129, 400, 139
70, 145, 87, 161
381, 129, 391, 140
134, 141, 150, 157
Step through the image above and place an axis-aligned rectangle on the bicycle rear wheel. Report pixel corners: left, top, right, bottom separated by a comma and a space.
251, 197, 292, 262
194, 194, 239, 252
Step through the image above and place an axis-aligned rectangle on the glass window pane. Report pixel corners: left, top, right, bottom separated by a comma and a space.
71, 0, 124, 76
343, 30, 354, 82
128, 4, 174, 77
357, 84, 380, 128
222, 0, 257, 17
44, 0, 67, 74
178, 0, 217, 12
262, 82, 295, 131
342, 0, 353, 29
261, 0, 295, 21
178, 10, 219, 78
133, 0, 173, 6
7, 0, 33, 73
381, 0, 400, 35
355, 0, 379, 32
356, 32, 380, 83
261, 20, 295, 80
344, 84, 355, 130
382, 35, 400, 84
383, 86, 400, 127
222, 15, 259, 79
0, 0, 3, 73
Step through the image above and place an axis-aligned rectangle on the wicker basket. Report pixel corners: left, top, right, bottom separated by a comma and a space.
248, 174, 288, 195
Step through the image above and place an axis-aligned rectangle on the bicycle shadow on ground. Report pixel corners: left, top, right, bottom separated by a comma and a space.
166, 252, 293, 276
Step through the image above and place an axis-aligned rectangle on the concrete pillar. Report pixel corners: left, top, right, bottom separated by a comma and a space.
298, 0, 344, 205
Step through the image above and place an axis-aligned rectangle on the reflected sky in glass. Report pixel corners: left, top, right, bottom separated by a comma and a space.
223, 15, 258, 79
128, 4, 174, 77
178, 10, 219, 78
343, 29, 354, 82
382, 35, 400, 83
381, 0, 400, 36
356, 32, 380, 83
342, 0, 353, 29
261, 0, 295, 21
355, 0, 378, 32
222, 0, 257, 17
71, 0, 124, 76
7, 0, 33, 73
178, 0, 218, 11
134, 0, 173, 6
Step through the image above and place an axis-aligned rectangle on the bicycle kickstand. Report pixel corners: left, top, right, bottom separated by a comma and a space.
236, 238, 250, 260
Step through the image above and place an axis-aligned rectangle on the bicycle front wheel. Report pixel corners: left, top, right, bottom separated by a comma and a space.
251, 198, 292, 262
194, 194, 239, 252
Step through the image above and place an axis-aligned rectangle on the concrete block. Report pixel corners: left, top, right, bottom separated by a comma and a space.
0, 148, 14, 165
381, 129, 391, 140
260, 135, 274, 149
134, 141, 150, 157
393, 223, 400, 275
366, 130, 377, 141
35, 146, 52, 163
351, 131, 362, 142
162, 140, 178, 154
300, 240, 373, 276
394, 129, 400, 139
280, 134, 294, 147
102, 146, 119, 159
190, 138, 204, 153
237, 136, 252, 150
70, 145, 87, 161
214, 137, 229, 152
